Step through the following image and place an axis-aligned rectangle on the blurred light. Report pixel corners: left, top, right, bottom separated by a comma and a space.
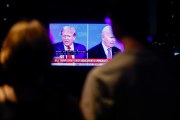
174, 52, 179, 56
104, 17, 111, 25
7, 4, 9, 7
147, 35, 153, 42
49, 32, 55, 44
3, 18, 7, 21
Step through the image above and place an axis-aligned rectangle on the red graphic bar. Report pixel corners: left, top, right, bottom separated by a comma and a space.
52, 58, 112, 63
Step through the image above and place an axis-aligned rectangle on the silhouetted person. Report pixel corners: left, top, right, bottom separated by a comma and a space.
80, 0, 178, 120
0, 19, 83, 120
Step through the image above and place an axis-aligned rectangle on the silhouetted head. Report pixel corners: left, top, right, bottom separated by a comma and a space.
0, 19, 54, 79
107, 0, 149, 45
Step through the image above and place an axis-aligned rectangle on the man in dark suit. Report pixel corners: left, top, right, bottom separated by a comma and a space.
54, 26, 87, 59
88, 25, 120, 59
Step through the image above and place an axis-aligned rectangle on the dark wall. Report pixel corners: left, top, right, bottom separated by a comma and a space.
0, 0, 107, 45
50, 66, 93, 99
156, 0, 180, 58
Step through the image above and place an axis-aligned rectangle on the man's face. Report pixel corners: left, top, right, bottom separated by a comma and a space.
102, 31, 116, 48
61, 29, 76, 46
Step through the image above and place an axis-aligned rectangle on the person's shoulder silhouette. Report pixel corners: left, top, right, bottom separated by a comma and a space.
0, 19, 83, 120
80, 0, 178, 120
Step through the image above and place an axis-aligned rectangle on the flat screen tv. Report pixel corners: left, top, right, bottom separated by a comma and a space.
49, 23, 124, 66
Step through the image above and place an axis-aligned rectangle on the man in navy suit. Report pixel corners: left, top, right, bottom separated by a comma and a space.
54, 26, 87, 59
88, 25, 120, 59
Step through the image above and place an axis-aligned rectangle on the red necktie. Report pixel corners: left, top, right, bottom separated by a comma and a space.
67, 46, 72, 59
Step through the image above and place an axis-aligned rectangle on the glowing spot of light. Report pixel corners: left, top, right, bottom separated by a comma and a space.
105, 17, 111, 25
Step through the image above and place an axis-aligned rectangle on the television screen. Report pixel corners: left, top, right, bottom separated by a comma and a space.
49, 23, 124, 66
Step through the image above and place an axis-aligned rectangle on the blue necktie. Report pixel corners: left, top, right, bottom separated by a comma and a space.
107, 48, 112, 59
